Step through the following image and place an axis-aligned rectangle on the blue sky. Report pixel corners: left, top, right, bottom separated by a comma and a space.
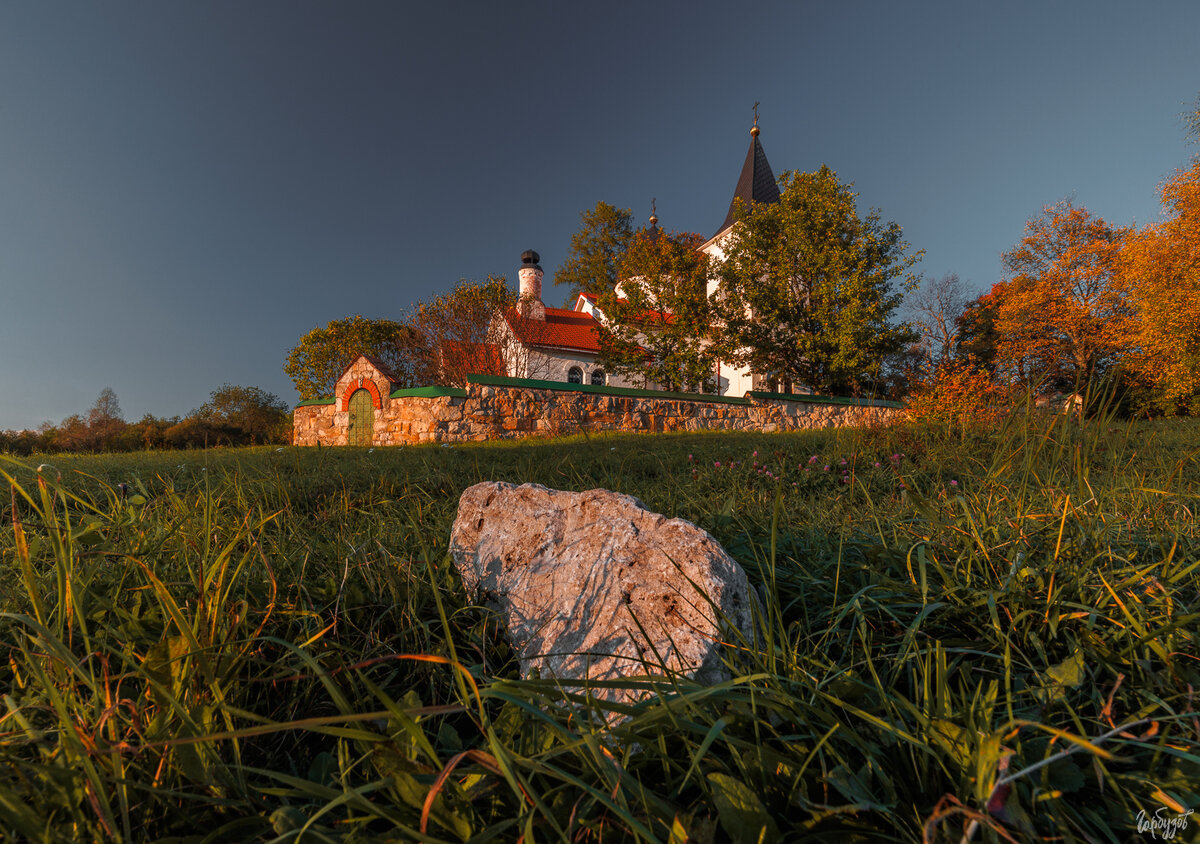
1, 2, 1197, 430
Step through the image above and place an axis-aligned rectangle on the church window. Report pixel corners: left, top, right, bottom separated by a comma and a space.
590, 369, 606, 386
567, 366, 583, 384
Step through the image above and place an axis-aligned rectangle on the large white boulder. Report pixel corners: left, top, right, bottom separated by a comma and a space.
449, 482, 755, 705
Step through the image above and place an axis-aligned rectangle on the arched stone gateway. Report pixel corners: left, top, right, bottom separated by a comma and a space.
347, 388, 374, 446
340, 377, 381, 411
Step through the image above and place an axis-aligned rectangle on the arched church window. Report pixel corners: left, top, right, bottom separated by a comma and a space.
590, 369, 606, 386
567, 366, 583, 384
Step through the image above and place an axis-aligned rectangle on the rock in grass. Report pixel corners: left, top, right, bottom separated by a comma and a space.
449, 482, 755, 706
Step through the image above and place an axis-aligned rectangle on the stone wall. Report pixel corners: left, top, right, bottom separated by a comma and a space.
293, 402, 342, 445
293, 378, 903, 446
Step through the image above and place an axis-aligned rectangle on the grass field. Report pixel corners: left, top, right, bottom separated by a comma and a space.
2, 410, 1198, 842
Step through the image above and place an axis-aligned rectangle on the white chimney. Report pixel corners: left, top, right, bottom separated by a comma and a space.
517, 249, 546, 320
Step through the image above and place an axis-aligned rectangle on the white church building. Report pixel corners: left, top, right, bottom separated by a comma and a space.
492, 119, 788, 397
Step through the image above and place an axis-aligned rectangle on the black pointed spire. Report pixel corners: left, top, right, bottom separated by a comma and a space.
715, 111, 781, 237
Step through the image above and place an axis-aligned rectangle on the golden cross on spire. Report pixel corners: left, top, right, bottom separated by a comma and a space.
753, 101, 760, 127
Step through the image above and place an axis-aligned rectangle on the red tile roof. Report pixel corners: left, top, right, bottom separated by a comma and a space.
440, 340, 507, 376
576, 294, 676, 326
504, 307, 603, 354
627, 306, 676, 326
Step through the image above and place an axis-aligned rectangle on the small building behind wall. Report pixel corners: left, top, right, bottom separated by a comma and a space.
294, 355, 399, 447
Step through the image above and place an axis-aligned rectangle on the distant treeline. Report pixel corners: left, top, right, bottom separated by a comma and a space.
0, 385, 290, 456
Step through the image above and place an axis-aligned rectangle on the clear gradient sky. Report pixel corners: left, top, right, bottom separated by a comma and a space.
1, 2, 1197, 430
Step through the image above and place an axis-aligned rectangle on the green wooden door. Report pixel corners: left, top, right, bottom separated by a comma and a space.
348, 388, 374, 446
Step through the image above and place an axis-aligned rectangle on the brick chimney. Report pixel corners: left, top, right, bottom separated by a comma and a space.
517, 249, 546, 320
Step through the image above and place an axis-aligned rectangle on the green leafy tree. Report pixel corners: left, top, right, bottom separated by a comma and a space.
714, 166, 922, 395
285, 315, 421, 400
411, 276, 517, 387
596, 228, 717, 391
193, 384, 290, 444
553, 201, 634, 302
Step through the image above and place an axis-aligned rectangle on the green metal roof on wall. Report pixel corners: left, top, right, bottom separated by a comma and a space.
298, 380, 902, 409
389, 386, 468, 398
467, 374, 752, 405
745, 391, 904, 408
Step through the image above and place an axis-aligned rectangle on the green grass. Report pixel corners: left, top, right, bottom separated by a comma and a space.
1, 410, 1198, 842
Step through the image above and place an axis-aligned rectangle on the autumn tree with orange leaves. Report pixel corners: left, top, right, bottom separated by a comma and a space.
954, 284, 1003, 373
994, 200, 1128, 390
927, 96, 1200, 416
1118, 159, 1200, 413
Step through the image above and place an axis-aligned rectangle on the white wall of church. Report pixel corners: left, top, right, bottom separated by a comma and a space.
700, 229, 756, 396
719, 362, 756, 397
520, 347, 639, 388
493, 320, 631, 388
701, 230, 732, 298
